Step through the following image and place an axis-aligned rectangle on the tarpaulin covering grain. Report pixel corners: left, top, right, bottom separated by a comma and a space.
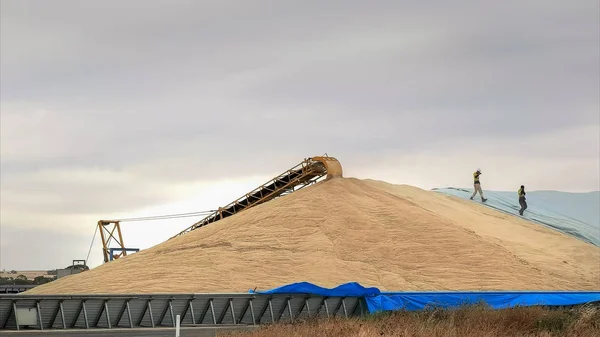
433, 187, 600, 246
256, 282, 600, 313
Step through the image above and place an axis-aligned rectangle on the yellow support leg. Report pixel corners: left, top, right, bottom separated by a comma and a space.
98, 220, 128, 263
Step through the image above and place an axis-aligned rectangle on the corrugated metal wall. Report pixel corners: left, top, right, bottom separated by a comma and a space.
0, 293, 364, 331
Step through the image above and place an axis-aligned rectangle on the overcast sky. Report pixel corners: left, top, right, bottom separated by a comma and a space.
1, 0, 599, 270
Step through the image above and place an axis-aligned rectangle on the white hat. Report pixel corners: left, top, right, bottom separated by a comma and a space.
477, 168, 481, 172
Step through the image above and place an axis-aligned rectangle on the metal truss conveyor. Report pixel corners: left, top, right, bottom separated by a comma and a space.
171, 156, 343, 239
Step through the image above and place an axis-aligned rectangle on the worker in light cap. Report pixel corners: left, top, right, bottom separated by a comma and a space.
470, 168, 488, 202
518, 185, 527, 215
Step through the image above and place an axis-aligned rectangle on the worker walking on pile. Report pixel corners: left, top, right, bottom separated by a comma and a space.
470, 168, 488, 202
518, 185, 527, 215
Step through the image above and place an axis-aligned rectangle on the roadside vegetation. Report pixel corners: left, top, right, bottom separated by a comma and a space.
228, 304, 599, 337
0, 275, 54, 286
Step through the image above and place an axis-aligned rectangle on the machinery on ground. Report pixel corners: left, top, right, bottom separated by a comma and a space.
98, 155, 343, 263
56, 260, 89, 279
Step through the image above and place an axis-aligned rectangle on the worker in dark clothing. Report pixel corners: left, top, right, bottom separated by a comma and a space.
518, 185, 527, 215
470, 168, 488, 202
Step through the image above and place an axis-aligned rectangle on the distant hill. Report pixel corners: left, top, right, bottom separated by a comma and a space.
433, 188, 599, 247
0, 270, 50, 280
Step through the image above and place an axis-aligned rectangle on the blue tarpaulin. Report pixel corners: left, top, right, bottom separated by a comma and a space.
253, 282, 600, 313
366, 291, 600, 312
250, 281, 380, 297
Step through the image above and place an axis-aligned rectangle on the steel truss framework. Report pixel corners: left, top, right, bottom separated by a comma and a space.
0, 293, 364, 331
98, 220, 127, 263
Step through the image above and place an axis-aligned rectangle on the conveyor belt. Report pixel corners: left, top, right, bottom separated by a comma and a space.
170, 156, 343, 239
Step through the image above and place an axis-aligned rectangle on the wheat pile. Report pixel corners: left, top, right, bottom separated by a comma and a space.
27, 178, 600, 294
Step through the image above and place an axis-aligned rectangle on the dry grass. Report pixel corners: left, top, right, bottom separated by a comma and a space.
226, 305, 600, 337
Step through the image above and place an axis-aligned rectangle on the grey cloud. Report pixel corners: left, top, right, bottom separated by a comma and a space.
2, 0, 598, 168
1, 0, 599, 268
0, 170, 178, 215
0, 224, 92, 270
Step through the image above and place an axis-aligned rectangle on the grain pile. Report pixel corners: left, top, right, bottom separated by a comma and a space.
27, 178, 600, 294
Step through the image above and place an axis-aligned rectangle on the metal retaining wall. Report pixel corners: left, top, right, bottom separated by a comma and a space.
0, 293, 365, 331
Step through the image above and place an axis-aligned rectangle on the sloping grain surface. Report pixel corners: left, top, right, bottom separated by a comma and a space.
27, 178, 600, 294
